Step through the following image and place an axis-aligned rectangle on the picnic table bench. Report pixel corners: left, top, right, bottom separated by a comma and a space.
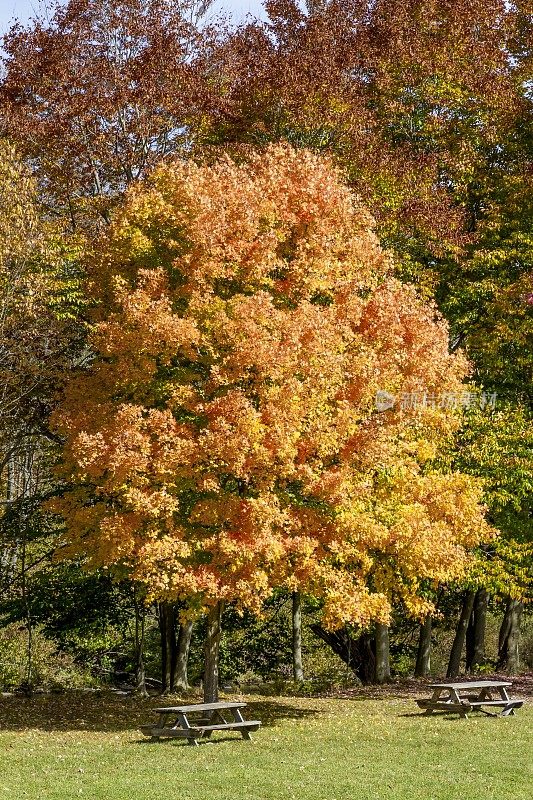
140, 701, 261, 746
416, 680, 525, 719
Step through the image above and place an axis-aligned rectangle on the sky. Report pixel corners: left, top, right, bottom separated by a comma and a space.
0, 1, 269, 36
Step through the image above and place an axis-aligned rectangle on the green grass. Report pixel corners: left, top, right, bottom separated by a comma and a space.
0, 692, 530, 800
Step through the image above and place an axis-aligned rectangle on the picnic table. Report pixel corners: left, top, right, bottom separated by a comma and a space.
416, 680, 525, 718
140, 701, 261, 746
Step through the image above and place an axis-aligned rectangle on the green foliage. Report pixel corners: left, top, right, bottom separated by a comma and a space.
182, 594, 356, 690
0, 564, 139, 685
448, 403, 533, 599
22, 566, 132, 645
0, 624, 95, 691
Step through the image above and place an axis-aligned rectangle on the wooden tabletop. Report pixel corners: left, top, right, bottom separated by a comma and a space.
152, 702, 247, 714
429, 681, 512, 690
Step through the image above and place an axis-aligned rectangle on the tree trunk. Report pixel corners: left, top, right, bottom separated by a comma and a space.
173, 619, 193, 693
19, 443, 35, 696
0, 453, 19, 599
158, 601, 177, 694
465, 602, 475, 671
292, 591, 304, 682
374, 623, 391, 684
505, 600, 523, 674
447, 590, 476, 678
20, 516, 33, 696
414, 616, 432, 678
204, 601, 223, 703
498, 598, 523, 673
310, 624, 375, 684
465, 588, 488, 672
133, 591, 148, 697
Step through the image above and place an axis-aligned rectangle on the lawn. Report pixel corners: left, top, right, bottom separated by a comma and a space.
0, 690, 530, 800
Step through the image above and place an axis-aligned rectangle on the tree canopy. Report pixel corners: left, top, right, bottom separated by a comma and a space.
50, 145, 491, 628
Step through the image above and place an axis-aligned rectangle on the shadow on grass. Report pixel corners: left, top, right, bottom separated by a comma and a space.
135, 733, 259, 747
397, 711, 496, 720
0, 692, 321, 734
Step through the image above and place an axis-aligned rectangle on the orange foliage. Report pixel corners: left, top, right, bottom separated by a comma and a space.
50, 145, 492, 626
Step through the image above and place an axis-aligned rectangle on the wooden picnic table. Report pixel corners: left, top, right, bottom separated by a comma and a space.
416, 680, 525, 718
140, 701, 261, 746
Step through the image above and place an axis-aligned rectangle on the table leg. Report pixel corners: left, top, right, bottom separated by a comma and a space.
479, 686, 500, 703
232, 707, 252, 739
151, 712, 168, 739
498, 686, 515, 715
449, 688, 469, 718
176, 712, 190, 729
177, 712, 199, 746
201, 712, 219, 738
426, 687, 444, 714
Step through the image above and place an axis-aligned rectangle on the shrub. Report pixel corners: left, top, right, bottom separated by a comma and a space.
0, 624, 96, 691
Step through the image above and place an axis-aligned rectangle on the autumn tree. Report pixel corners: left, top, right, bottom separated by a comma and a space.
1, 0, 220, 229
431, 47, 533, 674
49, 145, 492, 699
0, 138, 81, 523
200, 1, 518, 272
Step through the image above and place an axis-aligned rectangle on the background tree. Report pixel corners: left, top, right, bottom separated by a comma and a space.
0, 140, 83, 690
1, 0, 220, 229
201, 1, 517, 271
450, 405, 533, 674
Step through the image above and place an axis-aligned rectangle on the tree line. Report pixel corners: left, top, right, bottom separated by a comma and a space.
0, 0, 531, 699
